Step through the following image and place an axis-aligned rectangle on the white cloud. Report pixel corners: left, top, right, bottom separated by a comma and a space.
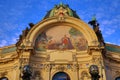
110, 0, 119, 10
102, 20, 112, 25
100, 16, 119, 37
10, 37, 18, 44
106, 42, 116, 44
0, 40, 7, 47
3, 23, 18, 30
117, 39, 120, 46
105, 28, 115, 35
0, 37, 18, 47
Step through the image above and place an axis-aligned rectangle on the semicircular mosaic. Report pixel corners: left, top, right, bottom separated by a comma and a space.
35, 26, 88, 51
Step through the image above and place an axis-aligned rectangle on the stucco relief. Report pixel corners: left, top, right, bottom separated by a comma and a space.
0, 71, 8, 77
31, 70, 43, 80
92, 56, 101, 65
81, 71, 90, 80
114, 71, 120, 79
30, 64, 79, 72
35, 26, 88, 51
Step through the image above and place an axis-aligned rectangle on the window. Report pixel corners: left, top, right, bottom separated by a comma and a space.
115, 77, 120, 80
0, 77, 8, 80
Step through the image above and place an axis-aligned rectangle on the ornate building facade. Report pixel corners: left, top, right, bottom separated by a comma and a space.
0, 3, 120, 80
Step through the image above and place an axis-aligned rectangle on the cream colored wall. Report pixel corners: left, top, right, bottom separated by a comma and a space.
28, 48, 106, 80
0, 49, 108, 80
0, 57, 20, 80
1, 47, 120, 80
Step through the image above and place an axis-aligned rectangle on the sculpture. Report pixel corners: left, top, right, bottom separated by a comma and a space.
22, 65, 32, 80
88, 16, 105, 46
89, 65, 100, 80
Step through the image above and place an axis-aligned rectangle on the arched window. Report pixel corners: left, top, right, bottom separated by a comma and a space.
52, 72, 70, 80
115, 77, 120, 80
0, 77, 8, 80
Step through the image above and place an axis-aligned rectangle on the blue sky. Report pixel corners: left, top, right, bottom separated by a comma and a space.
0, 0, 120, 47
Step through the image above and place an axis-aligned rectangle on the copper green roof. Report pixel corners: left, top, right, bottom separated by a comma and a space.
0, 47, 16, 54
44, 3, 80, 19
106, 44, 120, 53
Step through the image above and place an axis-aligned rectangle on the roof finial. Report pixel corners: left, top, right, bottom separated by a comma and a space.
92, 14, 96, 21
43, 3, 80, 19
60, 1, 63, 6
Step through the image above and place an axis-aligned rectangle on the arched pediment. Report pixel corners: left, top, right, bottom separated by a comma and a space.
26, 17, 99, 49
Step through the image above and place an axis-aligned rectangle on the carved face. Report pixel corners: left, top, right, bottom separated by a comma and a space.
54, 6, 68, 17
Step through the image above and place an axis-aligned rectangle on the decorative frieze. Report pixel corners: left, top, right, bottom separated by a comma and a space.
92, 56, 101, 65
29, 63, 80, 72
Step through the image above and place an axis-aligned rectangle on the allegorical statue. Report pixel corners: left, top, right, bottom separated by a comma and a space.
88, 16, 105, 46
22, 65, 32, 80
89, 65, 100, 80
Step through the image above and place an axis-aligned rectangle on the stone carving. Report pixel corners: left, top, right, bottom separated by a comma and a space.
57, 65, 66, 71
54, 6, 68, 21
21, 65, 32, 80
22, 27, 29, 39
33, 71, 43, 80
71, 64, 79, 71
29, 64, 79, 72
29, 23, 34, 28
16, 27, 30, 46
92, 57, 101, 65
20, 58, 29, 64
0, 71, 8, 77
81, 71, 89, 80
115, 71, 120, 78
44, 64, 51, 71
88, 17, 105, 47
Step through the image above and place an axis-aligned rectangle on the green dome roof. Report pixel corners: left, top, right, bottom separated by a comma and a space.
44, 3, 80, 19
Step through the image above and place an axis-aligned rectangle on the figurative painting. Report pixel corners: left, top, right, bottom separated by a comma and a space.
35, 26, 87, 51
